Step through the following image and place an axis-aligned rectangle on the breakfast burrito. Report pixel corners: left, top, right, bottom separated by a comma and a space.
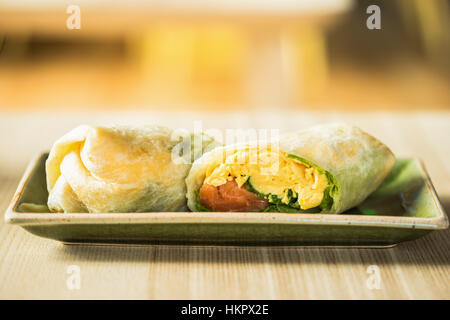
46, 125, 220, 213
186, 123, 395, 214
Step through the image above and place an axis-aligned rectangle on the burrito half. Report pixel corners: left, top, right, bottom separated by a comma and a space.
186, 123, 395, 214
47, 124, 220, 213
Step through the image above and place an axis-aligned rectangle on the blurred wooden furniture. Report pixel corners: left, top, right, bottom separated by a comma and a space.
0, 0, 352, 108
398, 0, 450, 64
0, 110, 448, 299
1, 1, 449, 111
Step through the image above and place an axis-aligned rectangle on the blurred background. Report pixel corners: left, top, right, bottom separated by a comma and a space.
0, 0, 449, 176
0, 0, 448, 112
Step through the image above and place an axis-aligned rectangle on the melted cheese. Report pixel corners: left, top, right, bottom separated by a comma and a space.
203, 147, 328, 210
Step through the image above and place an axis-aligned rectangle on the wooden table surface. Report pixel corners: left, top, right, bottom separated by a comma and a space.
0, 110, 449, 299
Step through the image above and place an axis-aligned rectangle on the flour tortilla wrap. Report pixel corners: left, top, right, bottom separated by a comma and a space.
186, 123, 395, 214
46, 124, 220, 213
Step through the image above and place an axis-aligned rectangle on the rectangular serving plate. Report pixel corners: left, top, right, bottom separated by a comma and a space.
4, 152, 448, 247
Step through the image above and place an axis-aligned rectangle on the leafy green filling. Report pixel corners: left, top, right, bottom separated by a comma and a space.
244, 153, 339, 213
195, 189, 211, 212
311, 170, 338, 212
262, 204, 320, 213
286, 154, 338, 211
244, 178, 323, 213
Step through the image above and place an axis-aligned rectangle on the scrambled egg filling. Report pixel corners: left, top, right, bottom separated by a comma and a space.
203, 147, 329, 210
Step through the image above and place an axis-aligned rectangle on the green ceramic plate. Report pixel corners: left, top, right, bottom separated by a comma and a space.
4, 153, 448, 246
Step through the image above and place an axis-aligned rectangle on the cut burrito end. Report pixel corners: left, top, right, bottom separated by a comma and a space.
193, 146, 338, 213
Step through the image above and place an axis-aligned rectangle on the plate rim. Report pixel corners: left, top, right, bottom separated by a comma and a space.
4, 152, 449, 231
